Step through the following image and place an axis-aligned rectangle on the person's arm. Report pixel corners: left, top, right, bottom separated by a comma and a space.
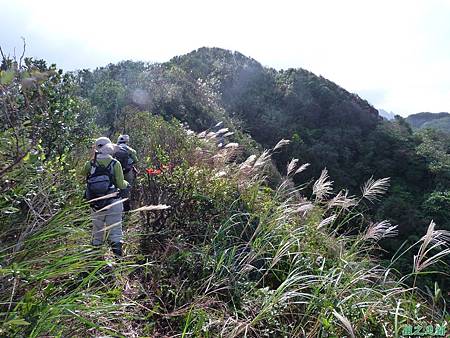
130, 147, 138, 164
81, 147, 96, 178
113, 160, 129, 189
81, 161, 91, 177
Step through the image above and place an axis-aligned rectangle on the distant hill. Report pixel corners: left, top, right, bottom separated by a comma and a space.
167, 48, 382, 186
378, 109, 396, 120
79, 47, 381, 189
406, 112, 450, 132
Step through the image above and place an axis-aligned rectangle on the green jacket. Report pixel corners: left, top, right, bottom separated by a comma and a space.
82, 156, 129, 190
128, 146, 138, 164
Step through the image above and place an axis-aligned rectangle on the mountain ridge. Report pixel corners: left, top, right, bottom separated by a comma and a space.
406, 111, 450, 132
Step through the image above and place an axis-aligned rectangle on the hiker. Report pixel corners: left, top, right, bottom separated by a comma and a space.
83, 137, 129, 257
114, 134, 138, 211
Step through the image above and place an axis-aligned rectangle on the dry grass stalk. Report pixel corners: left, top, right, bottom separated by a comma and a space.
130, 204, 171, 213
87, 191, 119, 203
332, 309, 356, 338
94, 198, 128, 213
102, 221, 122, 232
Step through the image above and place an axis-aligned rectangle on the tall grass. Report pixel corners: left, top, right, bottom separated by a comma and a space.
1, 124, 449, 337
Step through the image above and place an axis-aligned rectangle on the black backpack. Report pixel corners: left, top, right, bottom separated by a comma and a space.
85, 159, 117, 209
114, 145, 132, 173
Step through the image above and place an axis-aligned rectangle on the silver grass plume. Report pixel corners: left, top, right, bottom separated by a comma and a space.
239, 154, 257, 170
318, 214, 337, 229
197, 131, 207, 138
294, 163, 310, 175
253, 150, 271, 168
363, 220, 398, 241
287, 158, 299, 176
214, 170, 227, 178
361, 177, 390, 203
273, 139, 290, 151
413, 220, 450, 273
327, 190, 357, 210
313, 168, 333, 201
295, 203, 314, 217
216, 128, 229, 135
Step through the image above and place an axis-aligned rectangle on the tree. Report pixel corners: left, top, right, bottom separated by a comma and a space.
90, 79, 125, 134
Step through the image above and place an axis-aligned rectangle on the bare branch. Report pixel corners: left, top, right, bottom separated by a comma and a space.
19, 37, 26, 68
0, 148, 32, 178
0, 45, 6, 62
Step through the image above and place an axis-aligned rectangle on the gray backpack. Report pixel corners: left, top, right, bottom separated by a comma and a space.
85, 159, 117, 209
114, 145, 132, 173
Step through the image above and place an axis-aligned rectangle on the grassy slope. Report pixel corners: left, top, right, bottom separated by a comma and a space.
1, 115, 449, 337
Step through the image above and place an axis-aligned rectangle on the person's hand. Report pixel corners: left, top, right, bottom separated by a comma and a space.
90, 145, 96, 160
119, 187, 130, 198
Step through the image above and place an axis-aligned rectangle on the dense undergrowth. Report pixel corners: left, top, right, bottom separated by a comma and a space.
1, 111, 449, 337
1, 55, 449, 337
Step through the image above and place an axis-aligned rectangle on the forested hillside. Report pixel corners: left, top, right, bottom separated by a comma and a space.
1, 49, 449, 337
76, 48, 450, 275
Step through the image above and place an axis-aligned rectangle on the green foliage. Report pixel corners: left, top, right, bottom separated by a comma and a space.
416, 128, 450, 179
423, 191, 450, 226
91, 79, 125, 131
0, 58, 96, 178
2, 50, 450, 337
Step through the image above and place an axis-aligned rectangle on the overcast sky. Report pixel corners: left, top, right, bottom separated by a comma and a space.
1, 0, 449, 116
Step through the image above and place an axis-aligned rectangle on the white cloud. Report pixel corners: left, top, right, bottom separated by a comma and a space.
0, 0, 448, 115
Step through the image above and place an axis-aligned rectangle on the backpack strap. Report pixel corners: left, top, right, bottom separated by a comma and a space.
88, 160, 96, 177
106, 159, 117, 187
87, 158, 116, 182
90, 151, 98, 167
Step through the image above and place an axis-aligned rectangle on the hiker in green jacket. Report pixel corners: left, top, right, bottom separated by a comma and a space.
114, 134, 138, 211
83, 137, 129, 256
